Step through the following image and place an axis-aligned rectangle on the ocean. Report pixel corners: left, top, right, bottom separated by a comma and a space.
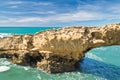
0, 27, 120, 80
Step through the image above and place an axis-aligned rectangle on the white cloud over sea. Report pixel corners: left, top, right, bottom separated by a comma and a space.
0, 0, 120, 27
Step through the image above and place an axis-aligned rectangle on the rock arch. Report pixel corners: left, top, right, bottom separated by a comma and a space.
0, 23, 120, 73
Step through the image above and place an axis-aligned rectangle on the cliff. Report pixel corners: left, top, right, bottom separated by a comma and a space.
0, 23, 120, 73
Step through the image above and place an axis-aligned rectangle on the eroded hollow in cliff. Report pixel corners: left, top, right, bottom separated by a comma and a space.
37, 54, 77, 73
0, 50, 44, 68
23, 52, 44, 67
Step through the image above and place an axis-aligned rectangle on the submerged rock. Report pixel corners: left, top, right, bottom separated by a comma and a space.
0, 23, 120, 73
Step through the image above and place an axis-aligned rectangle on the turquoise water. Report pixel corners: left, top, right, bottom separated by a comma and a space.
0, 27, 59, 34
0, 27, 120, 80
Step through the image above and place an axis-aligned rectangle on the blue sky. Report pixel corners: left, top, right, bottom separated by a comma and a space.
0, 0, 120, 27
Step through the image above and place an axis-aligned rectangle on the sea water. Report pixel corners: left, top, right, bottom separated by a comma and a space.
0, 27, 120, 80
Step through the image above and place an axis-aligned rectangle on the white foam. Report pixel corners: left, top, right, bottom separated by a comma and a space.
86, 52, 103, 61
95, 47, 106, 51
0, 66, 10, 72
37, 75, 41, 80
0, 33, 13, 38
23, 67, 30, 71
0, 58, 11, 66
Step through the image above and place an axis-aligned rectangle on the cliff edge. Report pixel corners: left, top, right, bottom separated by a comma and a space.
0, 23, 120, 73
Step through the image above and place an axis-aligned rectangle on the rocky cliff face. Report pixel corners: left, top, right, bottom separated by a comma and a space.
0, 23, 120, 73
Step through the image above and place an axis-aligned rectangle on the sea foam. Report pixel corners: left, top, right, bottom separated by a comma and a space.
0, 58, 11, 66
0, 33, 13, 38
86, 52, 103, 61
0, 66, 10, 72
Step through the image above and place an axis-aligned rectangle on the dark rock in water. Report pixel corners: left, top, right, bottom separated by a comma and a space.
0, 23, 120, 73
37, 51, 76, 73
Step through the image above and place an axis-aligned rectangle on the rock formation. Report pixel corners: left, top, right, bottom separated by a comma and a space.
0, 23, 120, 73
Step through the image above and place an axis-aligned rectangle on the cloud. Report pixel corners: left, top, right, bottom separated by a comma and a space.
33, 2, 53, 6
0, 11, 56, 15
16, 17, 43, 23
7, 1, 23, 5
0, 0, 120, 27
7, 1, 53, 6
108, 4, 120, 14
4, 1, 53, 11
32, 11, 56, 14
9, 5, 18, 8
0, 10, 105, 24
0, 9, 117, 26
46, 11, 103, 22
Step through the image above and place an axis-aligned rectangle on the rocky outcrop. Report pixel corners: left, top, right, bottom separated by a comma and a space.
0, 23, 120, 73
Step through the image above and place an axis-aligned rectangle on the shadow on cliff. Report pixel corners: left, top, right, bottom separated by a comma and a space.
77, 57, 120, 80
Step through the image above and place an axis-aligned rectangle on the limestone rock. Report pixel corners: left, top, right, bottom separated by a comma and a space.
0, 23, 120, 73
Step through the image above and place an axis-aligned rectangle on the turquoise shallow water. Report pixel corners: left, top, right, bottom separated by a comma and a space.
0, 27, 58, 34
0, 27, 120, 80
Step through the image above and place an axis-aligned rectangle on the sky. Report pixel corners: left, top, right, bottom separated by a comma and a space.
0, 0, 120, 27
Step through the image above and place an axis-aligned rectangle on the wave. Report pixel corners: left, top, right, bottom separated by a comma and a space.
0, 33, 13, 38
0, 58, 11, 66
86, 52, 103, 61
0, 66, 10, 72
95, 47, 107, 51
23, 66, 30, 71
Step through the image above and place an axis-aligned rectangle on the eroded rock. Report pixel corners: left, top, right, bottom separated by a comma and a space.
0, 23, 120, 73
